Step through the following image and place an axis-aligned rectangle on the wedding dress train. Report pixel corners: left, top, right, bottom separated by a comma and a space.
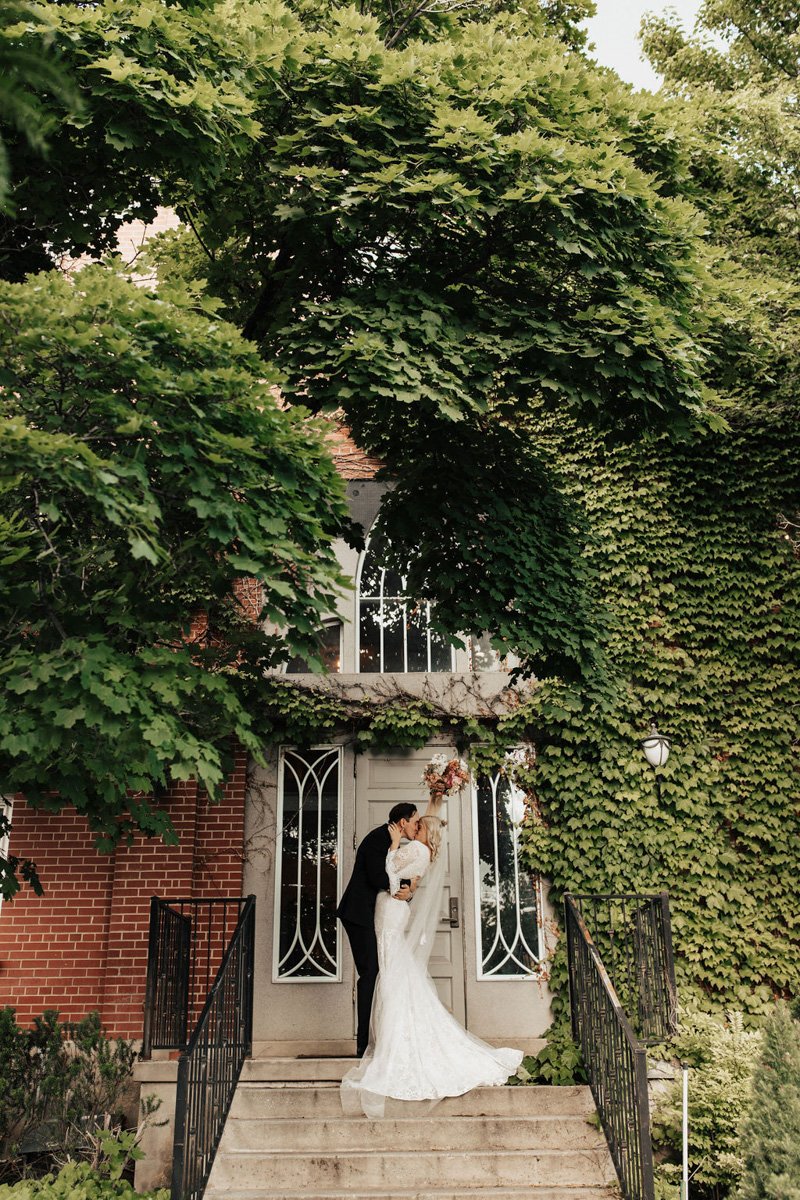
341, 839, 522, 1118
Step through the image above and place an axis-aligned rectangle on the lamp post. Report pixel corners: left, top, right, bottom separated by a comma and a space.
641, 720, 671, 801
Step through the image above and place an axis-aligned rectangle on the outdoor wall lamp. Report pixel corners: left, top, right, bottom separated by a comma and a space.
641, 719, 671, 800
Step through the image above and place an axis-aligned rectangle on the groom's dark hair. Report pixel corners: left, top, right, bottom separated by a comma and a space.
388, 802, 417, 824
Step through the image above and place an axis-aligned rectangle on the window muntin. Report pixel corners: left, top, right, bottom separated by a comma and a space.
273, 747, 342, 982
472, 766, 542, 978
358, 539, 454, 673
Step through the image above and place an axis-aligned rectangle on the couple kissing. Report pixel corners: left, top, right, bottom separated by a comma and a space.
336, 781, 522, 1118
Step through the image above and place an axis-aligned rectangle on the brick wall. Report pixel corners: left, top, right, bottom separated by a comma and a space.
0, 753, 247, 1039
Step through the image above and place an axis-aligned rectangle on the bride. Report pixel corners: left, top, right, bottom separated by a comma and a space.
341, 790, 522, 1117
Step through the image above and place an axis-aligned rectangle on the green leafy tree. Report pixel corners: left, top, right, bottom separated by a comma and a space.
641, 2, 800, 282
133, 0, 741, 677
0, 266, 350, 897
0, 0, 278, 279
737, 1003, 800, 1200
0, 0, 80, 213
652, 1011, 763, 1200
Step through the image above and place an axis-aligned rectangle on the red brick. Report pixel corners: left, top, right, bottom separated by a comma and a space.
0, 753, 247, 1036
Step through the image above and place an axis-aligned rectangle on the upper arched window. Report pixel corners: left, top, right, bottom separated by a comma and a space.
358, 538, 454, 673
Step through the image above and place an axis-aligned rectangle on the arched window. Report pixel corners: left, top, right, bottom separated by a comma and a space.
358, 538, 454, 673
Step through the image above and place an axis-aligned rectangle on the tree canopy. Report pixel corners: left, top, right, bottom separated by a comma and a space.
0, 0, 741, 685
0, 266, 350, 896
642, 1, 800, 289
2, 0, 788, 894
138, 0, 736, 676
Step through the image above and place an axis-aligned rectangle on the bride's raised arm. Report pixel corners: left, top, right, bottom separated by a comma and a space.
424, 785, 446, 817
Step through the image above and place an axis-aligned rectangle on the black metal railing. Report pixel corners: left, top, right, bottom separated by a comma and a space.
142, 897, 249, 1058
171, 895, 255, 1200
565, 893, 677, 1200
569, 892, 677, 1043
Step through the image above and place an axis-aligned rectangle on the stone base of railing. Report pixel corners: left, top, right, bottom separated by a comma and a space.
133, 1058, 180, 1192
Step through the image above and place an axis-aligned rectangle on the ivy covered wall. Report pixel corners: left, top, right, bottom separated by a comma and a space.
247, 404, 799, 1019
521, 406, 800, 1017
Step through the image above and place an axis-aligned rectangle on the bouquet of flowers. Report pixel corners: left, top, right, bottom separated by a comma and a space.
422, 753, 469, 796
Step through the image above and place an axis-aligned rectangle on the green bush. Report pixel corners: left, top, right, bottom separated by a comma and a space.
737, 1003, 800, 1200
0, 1161, 167, 1200
512, 1020, 588, 1087
652, 1011, 763, 1200
0, 1010, 136, 1182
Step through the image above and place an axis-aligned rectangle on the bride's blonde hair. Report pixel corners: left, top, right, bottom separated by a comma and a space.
419, 815, 447, 862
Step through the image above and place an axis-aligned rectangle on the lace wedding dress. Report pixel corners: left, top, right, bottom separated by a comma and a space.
341, 838, 522, 1118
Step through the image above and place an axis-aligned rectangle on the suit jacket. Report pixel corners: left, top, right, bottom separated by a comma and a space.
336, 824, 391, 928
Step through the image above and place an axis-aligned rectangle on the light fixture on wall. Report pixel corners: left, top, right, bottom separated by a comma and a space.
641, 720, 671, 800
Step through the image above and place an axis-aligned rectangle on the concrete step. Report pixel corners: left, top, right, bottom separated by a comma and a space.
230, 1084, 597, 1120
207, 1190, 618, 1200
240, 1053, 537, 1084
240, 1057, 355, 1083
224, 1114, 606, 1153
207, 1148, 618, 1193
252, 1038, 549, 1059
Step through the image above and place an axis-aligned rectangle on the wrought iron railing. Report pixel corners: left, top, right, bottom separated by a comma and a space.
171, 895, 255, 1200
569, 892, 677, 1043
565, 893, 678, 1200
142, 897, 249, 1058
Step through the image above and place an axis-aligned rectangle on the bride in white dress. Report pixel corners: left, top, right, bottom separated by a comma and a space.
341, 798, 522, 1118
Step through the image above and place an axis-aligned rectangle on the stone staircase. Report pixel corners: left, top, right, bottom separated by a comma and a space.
204, 1057, 619, 1200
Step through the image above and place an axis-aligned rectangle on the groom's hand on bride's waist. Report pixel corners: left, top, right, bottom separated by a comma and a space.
392, 883, 414, 902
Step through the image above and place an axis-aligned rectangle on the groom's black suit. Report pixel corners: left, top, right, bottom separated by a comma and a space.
337, 823, 392, 1057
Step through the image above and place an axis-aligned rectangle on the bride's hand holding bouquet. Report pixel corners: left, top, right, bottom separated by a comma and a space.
422, 754, 469, 814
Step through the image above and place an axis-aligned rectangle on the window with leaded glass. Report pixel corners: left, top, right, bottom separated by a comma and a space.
472, 766, 542, 978
273, 747, 341, 981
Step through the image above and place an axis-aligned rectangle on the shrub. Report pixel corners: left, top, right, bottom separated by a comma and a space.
651, 1011, 763, 1200
0, 1010, 137, 1182
737, 1003, 800, 1200
512, 1019, 588, 1086
0, 1161, 168, 1199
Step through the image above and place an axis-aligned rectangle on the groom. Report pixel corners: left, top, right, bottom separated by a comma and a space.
337, 802, 420, 1057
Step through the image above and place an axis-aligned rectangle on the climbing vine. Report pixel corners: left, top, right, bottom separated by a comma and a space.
245, 404, 799, 1018
516, 405, 800, 1018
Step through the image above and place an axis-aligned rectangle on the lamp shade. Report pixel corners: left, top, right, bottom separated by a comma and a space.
642, 723, 671, 769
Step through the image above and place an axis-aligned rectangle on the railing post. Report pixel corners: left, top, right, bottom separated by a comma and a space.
245, 896, 255, 1057
564, 896, 579, 1043
171, 1051, 190, 1200
635, 1045, 655, 1200
660, 891, 678, 1035
141, 896, 161, 1061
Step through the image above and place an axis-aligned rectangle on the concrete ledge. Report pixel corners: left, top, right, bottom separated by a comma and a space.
133, 1059, 179, 1192
135, 1059, 180, 1084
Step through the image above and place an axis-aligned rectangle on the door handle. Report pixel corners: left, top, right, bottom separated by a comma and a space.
440, 897, 459, 928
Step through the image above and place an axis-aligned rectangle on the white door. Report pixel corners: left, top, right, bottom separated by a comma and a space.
354, 746, 466, 1024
